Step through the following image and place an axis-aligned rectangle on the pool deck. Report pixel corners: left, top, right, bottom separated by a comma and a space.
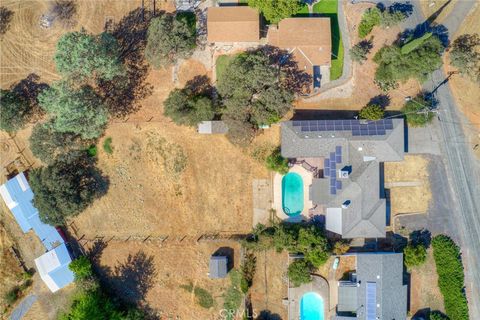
273, 165, 313, 222
288, 274, 330, 320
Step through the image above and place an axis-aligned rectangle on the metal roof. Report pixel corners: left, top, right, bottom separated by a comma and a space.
209, 256, 228, 278
198, 121, 229, 134
0, 173, 64, 250
34, 243, 74, 293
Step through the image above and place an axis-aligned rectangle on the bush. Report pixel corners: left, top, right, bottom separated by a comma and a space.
288, 260, 312, 287
4, 287, 19, 305
403, 244, 427, 269
247, 0, 301, 24
332, 241, 350, 255
265, 147, 289, 174
241, 252, 257, 291
69, 256, 93, 281
103, 137, 113, 154
402, 95, 435, 127
194, 287, 214, 309
431, 235, 469, 320
358, 7, 381, 38
359, 104, 384, 120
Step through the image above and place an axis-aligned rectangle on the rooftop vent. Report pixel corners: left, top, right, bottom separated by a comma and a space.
342, 200, 351, 209
339, 170, 349, 179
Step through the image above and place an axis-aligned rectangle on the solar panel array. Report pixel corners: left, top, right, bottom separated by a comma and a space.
324, 146, 343, 195
366, 282, 377, 320
292, 119, 394, 136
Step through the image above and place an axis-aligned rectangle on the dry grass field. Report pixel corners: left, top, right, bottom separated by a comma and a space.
419, 0, 458, 23
384, 155, 432, 215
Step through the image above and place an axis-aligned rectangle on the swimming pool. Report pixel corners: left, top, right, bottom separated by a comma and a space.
300, 292, 324, 320
281, 172, 304, 216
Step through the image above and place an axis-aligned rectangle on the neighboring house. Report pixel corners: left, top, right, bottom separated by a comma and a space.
34, 243, 75, 293
0, 172, 75, 292
207, 6, 260, 43
268, 18, 332, 88
334, 253, 408, 320
281, 119, 405, 239
198, 121, 229, 134
209, 255, 228, 279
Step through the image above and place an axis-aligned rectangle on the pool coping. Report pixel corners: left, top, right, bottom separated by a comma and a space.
273, 165, 314, 222
288, 274, 330, 320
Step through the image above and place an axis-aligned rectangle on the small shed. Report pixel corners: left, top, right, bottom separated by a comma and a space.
209, 256, 228, 279
34, 243, 75, 293
198, 121, 229, 134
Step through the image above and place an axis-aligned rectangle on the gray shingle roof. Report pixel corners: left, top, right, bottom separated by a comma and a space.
336, 253, 407, 320
281, 119, 405, 238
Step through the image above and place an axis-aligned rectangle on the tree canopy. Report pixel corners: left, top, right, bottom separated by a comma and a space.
163, 88, 214, 126
358, 5, 407, 38
0, 89, 33, 133
374, 35, 444, 90
54, 30, 124, 81
247, 0, 301, 24
38, 81, 108, 139
449, 33, 480, 84
359, 104, 384, 120
402, 95, 435, 127
30, 155, 107, 225
145, 13, 196, 68
403, 243, 427, 269
29, 123, 89, 164
288, 259, 312, 287
350, 40, 373, 65
217, 51, 294, 128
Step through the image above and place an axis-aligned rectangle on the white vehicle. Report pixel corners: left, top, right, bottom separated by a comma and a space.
333, 257, 340, 270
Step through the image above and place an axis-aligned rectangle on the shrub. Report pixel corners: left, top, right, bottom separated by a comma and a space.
69, 256, 93, 281
430, 311, 449, 320
431, 235, 469, 320
265, 147, 289, 174
358, 7, 381, 38
288, 260, 312, 287
332, 241, 350, 255
87, 145, 97, 157
247, 0, 301, 24
103, 137, 113, 154
403, 244, 427, 269
359, 104, 384, 120
223, 270, 243, 319
194, 287, 214, 309
349, 40, 373, 64
402, 95, 435, 127
4, 287, 19, 305
401, 32, 433, 55
241, 252, 257, 291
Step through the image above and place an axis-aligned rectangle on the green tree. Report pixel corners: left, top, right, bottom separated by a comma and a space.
402, 95, 435, 127
265, 147, 289, 174
30, 155, 107, 225
145, 13, 196, 68
69, 256, 94, 281
374, 35, 444, 90
359, 104, 384, 120
358, 7, 381, 38
38, 81, 108, 139
432, 235, 469, 320
29, 123, 89, 164
0, 89, 33, 132
349, 40, 373, 64
430, 311, 449, 320
247, 0, 301, 24
380, 9, 407, 28
297, 226, 330, 268
449, 33, 480, 83
54, 30, 123, 81
163, 88, 214, 126
401, 32, 433, 55
288, 260, 312, 287
217, 51, 294, 143
59, 289, 122, 320
403, 243, 427, 269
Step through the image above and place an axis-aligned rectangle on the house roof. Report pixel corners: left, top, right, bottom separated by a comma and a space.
209, 256, 228, 278
268, 18, 332, 68
207, 7, 260, 43
34, 243, 74, 293
281, 119, 404, 238
337, 253, 407, 320
0, 173, 64, 250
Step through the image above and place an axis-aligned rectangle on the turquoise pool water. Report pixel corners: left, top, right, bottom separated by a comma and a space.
300, 292, 324, 320
281, 172, 304, 216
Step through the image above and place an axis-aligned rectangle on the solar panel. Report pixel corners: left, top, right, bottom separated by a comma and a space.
295, 119, 394, 136
330, 153, 336, 162
330, 187, 336, 195
336, 181, 342, 190
330, 178, 336, 186
324, 168, 330, 177
293, 121, 302, 126
366, 282, 377, 320
335, 146, 342, 155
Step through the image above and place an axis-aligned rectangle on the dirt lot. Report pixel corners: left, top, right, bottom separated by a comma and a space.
88, 239, 241, 320
249, 250, 288, 319
419, 0, 458, 23
297, 2, 421, 111
384, 155, 432, 216
410, 248, 445, 316
445, 4, 480, 159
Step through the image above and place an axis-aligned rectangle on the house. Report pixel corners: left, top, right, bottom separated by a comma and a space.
334, 253, 408, 320
281, 118, 405, 238
207, 6, 260, 43
209, 255, 228, 278
0, 172, 74, 292
198, 121, 229, 134
34, 243, 75, 293
268, 18, 332, 88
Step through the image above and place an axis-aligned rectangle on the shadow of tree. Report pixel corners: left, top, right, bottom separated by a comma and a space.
410, 229, 432, 248
0, 6, 14, 35
256, 310, 282, 320
10, 73, 49, 120
368, 94, 391, 109
259, 45, 312, 95
184, 75, 214, 97
110, 251, 157, 303
97, 8, 157, 119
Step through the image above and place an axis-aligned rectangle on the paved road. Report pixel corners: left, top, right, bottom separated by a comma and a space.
9, 295, 37, 320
